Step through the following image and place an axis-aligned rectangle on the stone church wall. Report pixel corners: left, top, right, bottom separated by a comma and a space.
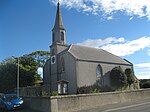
43, 59, 51, 85
57, 52, 77, 94
76, 60, 132, 90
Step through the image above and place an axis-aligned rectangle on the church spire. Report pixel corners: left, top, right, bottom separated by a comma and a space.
53, 2, 65, 30
52, 2, 66, 45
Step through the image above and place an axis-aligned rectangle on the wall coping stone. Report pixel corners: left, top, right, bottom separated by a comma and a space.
51, 89, 149, 99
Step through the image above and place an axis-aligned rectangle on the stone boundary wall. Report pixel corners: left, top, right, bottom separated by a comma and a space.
20, 85, 51, 97
23, 96, 51, 112
23, 89, 150, 112
51, 89, 150, 112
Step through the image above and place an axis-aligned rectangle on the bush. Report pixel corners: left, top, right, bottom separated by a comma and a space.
51, 91, 58, 96
140, 81, 150, 88
110, 66, 128, 89
125, 68, 135, 86
77, 84, 102, 94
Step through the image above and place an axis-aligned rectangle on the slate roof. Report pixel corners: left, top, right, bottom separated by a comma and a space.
67, 44, 132, 65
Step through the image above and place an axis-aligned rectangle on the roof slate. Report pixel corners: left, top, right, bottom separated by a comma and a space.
67, 44, 132, 65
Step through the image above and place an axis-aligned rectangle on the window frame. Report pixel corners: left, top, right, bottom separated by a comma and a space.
60, 32, 64, 41
96, 64, 103, 78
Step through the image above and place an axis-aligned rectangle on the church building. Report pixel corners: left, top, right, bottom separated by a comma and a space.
43, 2, 139, 94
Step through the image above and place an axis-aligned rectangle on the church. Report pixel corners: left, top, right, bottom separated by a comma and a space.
43, 2, 139, 94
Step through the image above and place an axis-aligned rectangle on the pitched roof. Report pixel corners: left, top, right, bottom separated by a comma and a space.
67, 44, 132, 65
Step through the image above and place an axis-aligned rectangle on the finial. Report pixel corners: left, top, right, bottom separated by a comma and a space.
57, 0, 60, 5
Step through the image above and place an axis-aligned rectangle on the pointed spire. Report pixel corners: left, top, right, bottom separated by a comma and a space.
53, 2, 65, 30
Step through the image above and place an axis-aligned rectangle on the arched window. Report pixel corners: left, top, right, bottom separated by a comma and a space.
61, 57, 65, 72
52, 48, 55, 55
96, 64, 103, 78
52, 32, 55, 42
61, 32, 64, 41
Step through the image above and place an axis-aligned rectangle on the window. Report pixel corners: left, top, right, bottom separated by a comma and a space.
52, 32, 55, 42
96, 64, 103, 78
61, 32, 64, 41
52, 48, 55, 55
61, 57, 65, 72
51, 55, 56, 64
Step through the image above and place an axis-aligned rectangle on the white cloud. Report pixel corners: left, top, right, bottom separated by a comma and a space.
77, 36, 150, 56
135, 63, 150, 69
129, 17, 134, 20
107, 16, 113, 20
77, 37, 125, 48
147, 49, 150, 56
135, 72, 150, 79
50, 0, 150, 20
134, 63, 150, 79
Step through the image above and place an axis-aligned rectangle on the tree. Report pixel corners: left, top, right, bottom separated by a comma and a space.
18, 56, 38, 87
0, 50, 50, 93
140, 79, 150, 88
0, 57, 37, 93
125, 68, 135, 87
110, 66, 128, 90
142, 82, 150, 88
28, 51, 50, 67
0, 59, 17, 93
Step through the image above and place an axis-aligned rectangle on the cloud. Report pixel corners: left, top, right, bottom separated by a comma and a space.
77, 36, 150, 56
147, 49, 150, 56
77, 37, 125, 48
107, 16, 113, 20
135, 72, 150, 79
135, 62, 150, 70
50, 0, 150, 20
134, 63, 150, 79
129, 17, 133, 20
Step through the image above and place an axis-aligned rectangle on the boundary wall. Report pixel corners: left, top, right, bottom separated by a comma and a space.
23, 89, 150, 112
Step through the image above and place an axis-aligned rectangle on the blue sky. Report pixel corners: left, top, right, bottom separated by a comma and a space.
0, 0, 150, 79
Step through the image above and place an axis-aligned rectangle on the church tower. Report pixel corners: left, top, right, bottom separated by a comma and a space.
50, 2, 67, 56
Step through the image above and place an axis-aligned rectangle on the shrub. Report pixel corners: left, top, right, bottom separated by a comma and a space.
110, 66, 128, 89
140, 81, 150, 88
77, 85, 102, 94
125, 68, 135, 86
51, 91, 58, 96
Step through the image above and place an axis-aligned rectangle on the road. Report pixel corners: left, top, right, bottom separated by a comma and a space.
0, 109, 35, 112
73, 97, 150, 112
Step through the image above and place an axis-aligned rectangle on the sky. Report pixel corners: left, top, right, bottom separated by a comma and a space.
0, 0, 150, 79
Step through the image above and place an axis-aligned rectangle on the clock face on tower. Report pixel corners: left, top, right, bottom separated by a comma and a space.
51, 55, 56, 64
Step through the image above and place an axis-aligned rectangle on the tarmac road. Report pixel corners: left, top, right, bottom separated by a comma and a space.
0, 109, 35, 112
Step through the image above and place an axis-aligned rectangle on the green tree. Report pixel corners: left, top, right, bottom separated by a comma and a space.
125, 68, 135, 87
140, 79, 150, 88
110, 66, 128, 90
141, 82, 150, 88
0, 59, 17, 93
19, 56, 38, 86
0, 51, 50, 93
28, 51, 50, 67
